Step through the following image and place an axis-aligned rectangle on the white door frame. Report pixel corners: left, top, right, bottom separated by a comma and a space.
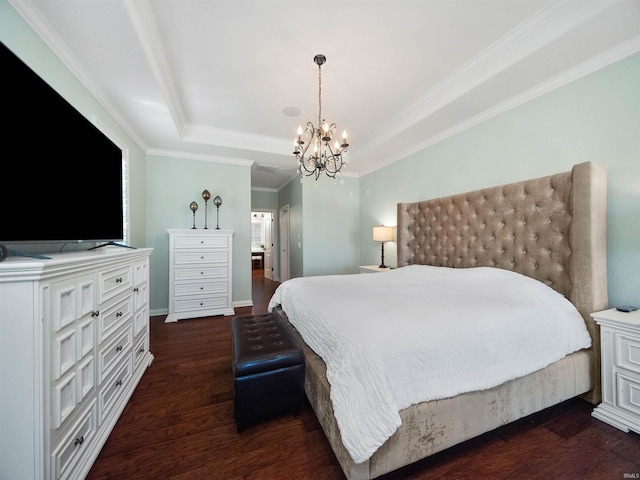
279, 205, 290, 283
251, 209, 276, 280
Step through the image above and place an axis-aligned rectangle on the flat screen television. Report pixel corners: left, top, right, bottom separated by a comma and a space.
1, 42, 124, 246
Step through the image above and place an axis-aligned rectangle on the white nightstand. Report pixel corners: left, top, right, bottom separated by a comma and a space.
359, 265, 394, 273
591, 308, 640, 434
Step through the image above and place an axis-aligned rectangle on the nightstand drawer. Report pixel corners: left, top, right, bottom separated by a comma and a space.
616, 333, 640, 374
617, 372, 640, 417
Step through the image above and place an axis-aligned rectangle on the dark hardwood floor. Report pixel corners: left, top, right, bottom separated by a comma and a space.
87, 269, 640, 480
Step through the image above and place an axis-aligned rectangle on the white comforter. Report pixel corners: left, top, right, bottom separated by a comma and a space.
267, 265, 591, 464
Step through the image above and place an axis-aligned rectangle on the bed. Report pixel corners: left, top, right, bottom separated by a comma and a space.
268, 161, 608, 480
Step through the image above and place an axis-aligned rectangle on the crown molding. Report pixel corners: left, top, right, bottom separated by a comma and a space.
123, 0, 186, 136
182, 123, 292, 155
7, 0, 150, 152
351, 0, 622, 165
146, 147, 254, 166
357, 37, 640, 177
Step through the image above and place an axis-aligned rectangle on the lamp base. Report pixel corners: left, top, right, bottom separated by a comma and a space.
378, 264, 389, 268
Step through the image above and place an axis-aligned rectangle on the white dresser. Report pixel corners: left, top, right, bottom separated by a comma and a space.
591, 308, 640, 434
166, 229, 234, 322
0, 247, 153, 480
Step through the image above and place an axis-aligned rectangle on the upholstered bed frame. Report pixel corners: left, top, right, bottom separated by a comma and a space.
273, 161, 607, 479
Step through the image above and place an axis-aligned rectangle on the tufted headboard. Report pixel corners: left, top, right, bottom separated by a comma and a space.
397, 162, 607, 402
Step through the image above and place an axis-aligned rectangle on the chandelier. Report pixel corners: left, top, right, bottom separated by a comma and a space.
294, 54, 349, 182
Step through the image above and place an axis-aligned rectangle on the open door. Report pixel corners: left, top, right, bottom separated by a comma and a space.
251, 211, 275, 280
263, 212, 273, 280
279, 205, 290, 283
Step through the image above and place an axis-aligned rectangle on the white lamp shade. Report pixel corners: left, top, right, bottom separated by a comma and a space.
373, 226, 393, 242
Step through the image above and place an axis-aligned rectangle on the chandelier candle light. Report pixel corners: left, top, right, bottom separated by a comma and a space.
294, 54, 349, 182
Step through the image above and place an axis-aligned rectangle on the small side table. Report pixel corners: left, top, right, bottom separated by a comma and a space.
591, 308, 640, 434
359, 265, 394, 273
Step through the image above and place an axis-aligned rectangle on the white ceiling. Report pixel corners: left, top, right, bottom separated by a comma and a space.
10, 0, 640, 190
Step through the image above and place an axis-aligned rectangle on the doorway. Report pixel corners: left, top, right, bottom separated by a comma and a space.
279, 205, 290, 283
251, 211, 274, 280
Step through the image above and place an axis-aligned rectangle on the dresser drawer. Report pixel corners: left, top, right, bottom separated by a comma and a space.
51, 399, 98, 480
99, 264, 133, 304
173, 295, 230, 313
133, 334, 148, 370
98, 325, 133, 384
174, 235, 229, 249
98, 295, 133, 343
174, 250, 229, 265
99, 352, 133, 423
174, 265, 228, 281
616, 332, 640, 374
174, 279, 228, 296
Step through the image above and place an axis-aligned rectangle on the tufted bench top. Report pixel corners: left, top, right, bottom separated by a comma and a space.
232, 313, 304, 377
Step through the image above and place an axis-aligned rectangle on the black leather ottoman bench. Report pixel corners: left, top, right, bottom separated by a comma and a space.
231, 313, 305, 431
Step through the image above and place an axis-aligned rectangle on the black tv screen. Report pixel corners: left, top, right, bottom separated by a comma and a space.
1, 42, 124, 244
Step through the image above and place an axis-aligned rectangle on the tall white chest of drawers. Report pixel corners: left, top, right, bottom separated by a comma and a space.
166, 229, 234, 322
0, 247, 153, 480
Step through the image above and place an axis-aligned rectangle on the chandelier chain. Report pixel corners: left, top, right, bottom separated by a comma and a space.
318, 62, 322, 127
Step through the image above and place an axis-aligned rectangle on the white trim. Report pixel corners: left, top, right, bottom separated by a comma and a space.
122, 0, 186, 136
146, 147, 254, 166
358, 37, 640, 177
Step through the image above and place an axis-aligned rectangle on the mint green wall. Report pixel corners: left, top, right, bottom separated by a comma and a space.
278, 175, 360, 278
251, 189, 279, 211
360, 53, 640, 307
302, 177, 360, 276
1, 0, 147, 252
146, 155, 252, 313
278, 178, 304, 278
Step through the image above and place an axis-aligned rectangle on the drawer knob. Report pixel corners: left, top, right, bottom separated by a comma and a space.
91, 311, 99, 317
116, 379, 123, 387
74, 436, 84, 446
133, 287, 139, 292
116, 277, 123, 283
116, 345, 123, 352
116, 312, 123, 318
